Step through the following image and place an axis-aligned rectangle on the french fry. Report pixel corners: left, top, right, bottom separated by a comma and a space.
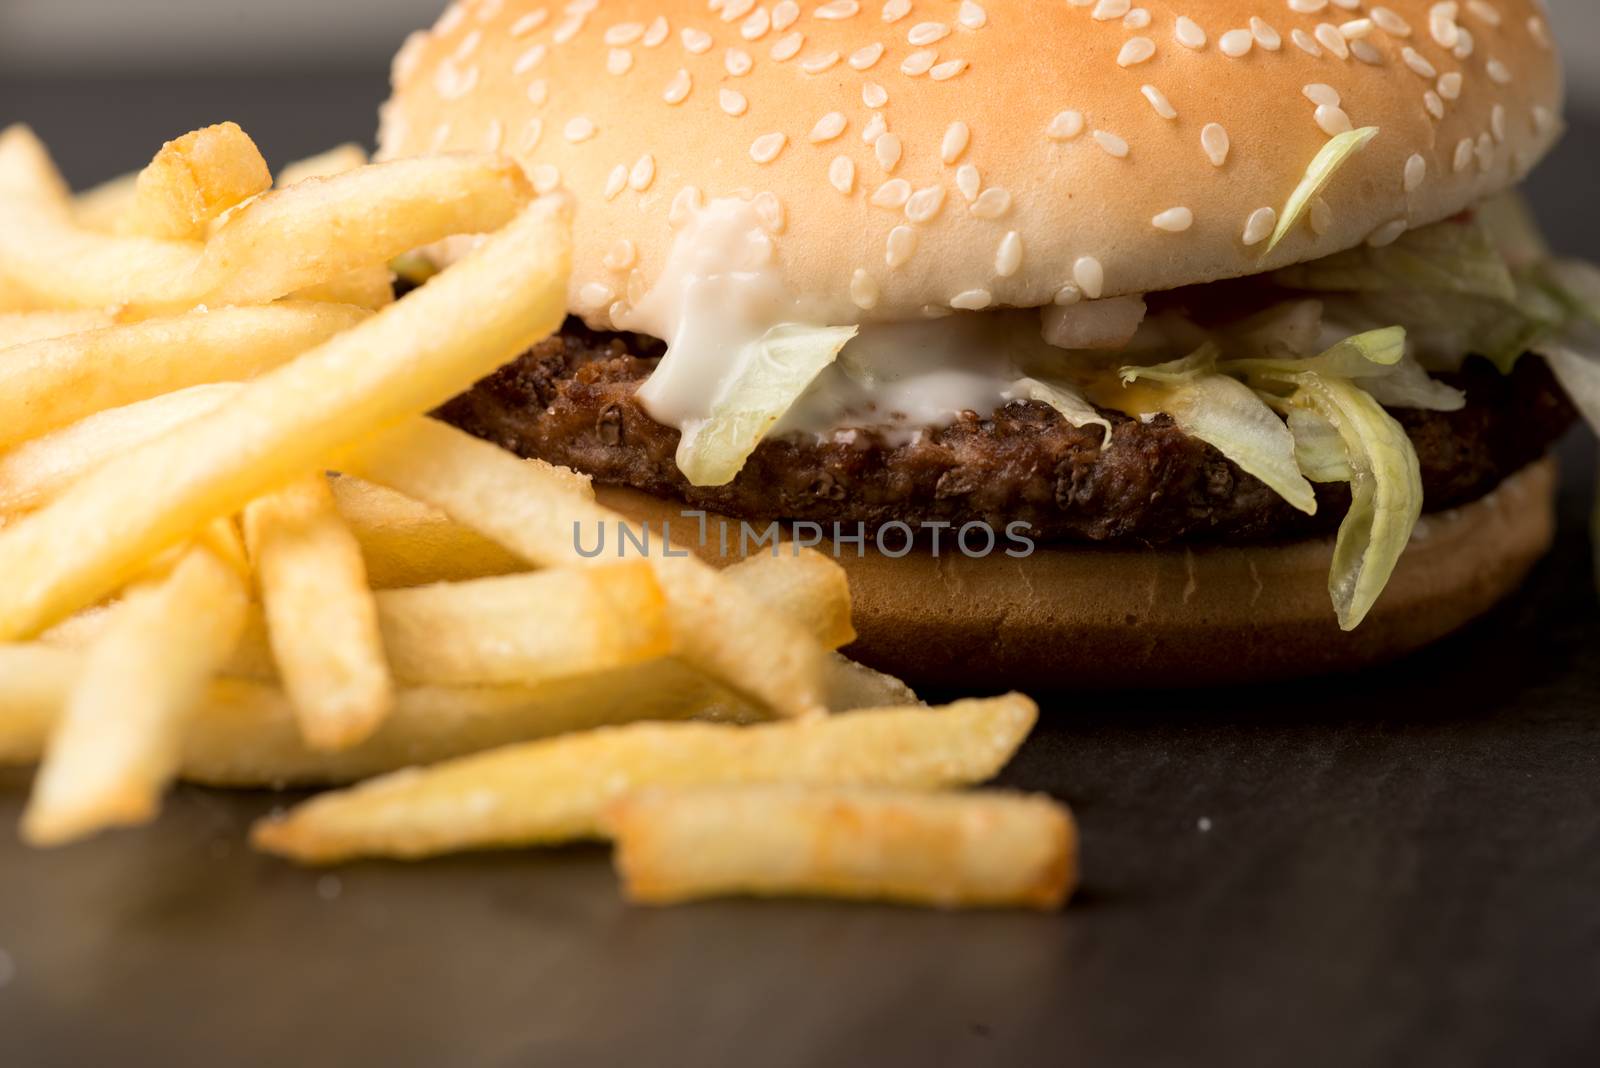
121, 123, 272, 240
329, 476, 528, 587
277, 144, 369, 188
0, 309, 117, 350
0, 153, 531, 312
0, 197, 570, 639
74, 171, 139, 231
344, 417, 831, 720
21, 536, 249, 846
0, 124, 71, 205
275, 144, 395, 310
375, 563, 673, 687
10, 551, 862, 784
608, 787, 1077, 910
824, 653, 920, 711
244, 476, 394, 751
0, 385, 239, 516
0, 303, 368, 449
249, 695, 1038, 863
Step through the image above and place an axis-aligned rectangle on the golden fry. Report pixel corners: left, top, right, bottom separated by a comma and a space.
276, 144, 368, 188
345, 417, 831, 719
329, 476, 528, 587
0, 303, 367, 449
73, 171, 139, 232
0, 124, 70, 205
0, 309, 117, 350
22, 538, 248, 846
249, 695, 1039, 863
122, 122, 272, 240
0, 197, 570, 639
244, 476, 394, 751
609, 786, 1077, 910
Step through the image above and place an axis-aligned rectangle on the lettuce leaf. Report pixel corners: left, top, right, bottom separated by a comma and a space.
1286, 409, 1353, 483
1537, 345, 1600, 432
1266, 127, 1380, 254
1120, 361, 1316, 516
1261, 373, 1423, 630
1272, 216, 1517, 302
1004, 376, 1113, 445
676, 324, 858, 487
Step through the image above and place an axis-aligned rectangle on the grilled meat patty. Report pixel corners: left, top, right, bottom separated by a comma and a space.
436, 319, 1575, 546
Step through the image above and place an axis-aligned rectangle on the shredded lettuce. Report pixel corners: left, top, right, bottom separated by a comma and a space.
1117, 342, 1220, 385
1259, 373, 1423, 630
1005, 377, 1113, 445
1537, 345, 1600, 432
1122, 357, 1316, 516
1266, 127, 1380, 254
1478, 191, 1550, 269
1286, 409, 1353, 483
676, 324, 858, 487
1272, 216, 1517, 302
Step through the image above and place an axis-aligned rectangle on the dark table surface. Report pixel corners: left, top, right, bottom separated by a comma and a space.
1, 72, 1598, 1068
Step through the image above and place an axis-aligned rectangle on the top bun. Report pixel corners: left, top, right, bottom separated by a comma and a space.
380, 0, 1564, 325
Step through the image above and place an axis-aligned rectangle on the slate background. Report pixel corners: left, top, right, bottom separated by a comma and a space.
0, 71, 1597, 1068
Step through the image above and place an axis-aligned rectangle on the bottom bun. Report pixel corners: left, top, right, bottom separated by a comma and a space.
596, 456, 1557, 690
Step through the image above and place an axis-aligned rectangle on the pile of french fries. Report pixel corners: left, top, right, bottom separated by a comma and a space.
0, 122, 1075, 910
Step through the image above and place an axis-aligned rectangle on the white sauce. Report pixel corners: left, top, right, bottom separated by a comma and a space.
620, 196, 1143, 447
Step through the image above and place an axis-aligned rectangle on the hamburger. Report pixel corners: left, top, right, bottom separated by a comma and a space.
377, 0, 1600, 687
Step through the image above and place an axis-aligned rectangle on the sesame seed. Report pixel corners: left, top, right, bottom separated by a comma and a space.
1124, 9, 1151, 30
1054, 284, 1082, 306
941, 122, 971, 164
801, 51, 842, 73
959, 2, 988, 31
1368, 219, 1408, 247
754, 192, 785, 233
901, 49, 937, 76
1487, 58, 1511, 85
1201, 123, 1229, 167
1092, 130, 1129, 158
875, 133, 904, 172
956, 164, 980, 202
668, 185, 703, 227
905, 185, 947, 223
1475, 132, 1494, 171
829, 155, 856, 193
996, 231, 1023, 277
682, 27, 713, 53
1424, 91, 1445, 120
1466, 1, 1501, 27
1219, 29, 1253, 58
1401, 46, 1437, 78
881, 0, 911, 23
950, 289, 992, 311
725, 47, 753, 75
719, 88, 748, 116
1250, 17, 1281, 50
552, 14, 584, 45
454, 29, 482, 61
1303, 83, 1340, 107
740, 7, 770, 40
603, 165, 627, 201
1437, 71, 1462, 100
579, 283, 615, 309
1118, 37, 1156, 67
862, 113, 887, 143
604, 22, 644, 46
1152, 207, 1194, 232
481, 118, 504, 152
663, 69, 692, 104
886, 225, 918, 267
526, 79, 548, 105
606, 49, 633, 75
816, 0, 861, 19
1314, 23, 1350, 58
1073, 257, 1105, 299
810, 112, 848, 142
1371, 7, 1412, 37
519, 118, 543, 152
851, 269, 880, 310
770, 32, 804, 61
530, 164, 560, 195
1430, 6, 1460, 48
863, 82, 888, 108
1491, 104, 1507, 143
1242, 206, 1277, 246
1292, 29, 1322, 56
1141, 85, 1177, 120
1174, 16, 1206, 49
603, 239, 637, 272
1528, 16, 1551, 50
1315, 104, 1354, 136
930, 59, 969, 80
750, 132, 787, 163
1287, 0, 1328, 13
971, 187, 1011, 219
850, 42, 885, 69
723, 0, 757, 22
1350, 39, 1383, 65
909, 22, 951, 45
1309, 197, 1332, 235
1404, 152, 1426, 192
643, 16, 670, 47
511, 11, 549, 37
1340, 18, 1374, 39
1091, 0, 1130, 21
563, 116, 596, 142
1048, 111, 1085, 141
435, 61, 481, 101
513, 43, 547, 74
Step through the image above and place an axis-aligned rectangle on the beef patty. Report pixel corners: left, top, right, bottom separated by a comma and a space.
436, 319, 1575, 547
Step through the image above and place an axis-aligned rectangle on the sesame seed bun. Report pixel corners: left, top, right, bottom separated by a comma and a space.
597, 455, 1558, 690
380, 0, 1563, 322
